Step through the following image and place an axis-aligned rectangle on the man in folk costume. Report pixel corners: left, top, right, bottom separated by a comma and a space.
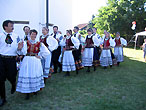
40, 27, 58, 81
100, 32, 115, 69
114, 32, 127, 66
16, 29, 50, 100
50, 26, 63, 73
23, 26, 30, 41
92, 27, 102, 68
60, 30, 80, 76
0, 20, 21, 106
82, 28, 100, 72
73, 26, 85, 70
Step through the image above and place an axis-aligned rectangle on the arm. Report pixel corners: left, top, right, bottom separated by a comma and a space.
38, 43, 50, 59
109, 38, 115, 47
92, 35, 100, 47
17, 41, 27, 55
47, 37, 58, 52
121, 38, 127, 46
71, 37, 80, 49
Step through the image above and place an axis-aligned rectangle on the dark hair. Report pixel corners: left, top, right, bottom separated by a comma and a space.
53, 26, 58, 30
87, 28, 93, 33
74, 26, 79, 31
66, 30, 72, 36
42, 27, 49, 32
23, 26, 30, 31
30, 29, 38, 35
93, 27, 97, 30
2, 20, 14, 30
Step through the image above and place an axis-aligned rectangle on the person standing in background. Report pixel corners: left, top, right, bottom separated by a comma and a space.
92, 27, 102, 69
73, 26, 85, 70
40, 27, 58, 80
23, 26, 30, 41
114, 32, 127, 66
50, 26, 63, 73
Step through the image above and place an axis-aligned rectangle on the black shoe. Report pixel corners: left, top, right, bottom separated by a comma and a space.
104, 66, 107, 69
33, 92, 37, 95
64, 72, 70, 77
11, 84, 16, 94
0, 99, 7, 107
25, 94, 30, 100
94, 66, 96, 71
86, 69, 90, 72
117, 62, 120, 66
76, 70, 79, 75
110, 65, 112, 68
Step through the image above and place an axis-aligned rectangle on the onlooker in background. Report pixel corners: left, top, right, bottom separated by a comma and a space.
23, 26, 30, 41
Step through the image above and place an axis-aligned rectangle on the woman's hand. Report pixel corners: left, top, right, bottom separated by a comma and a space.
18, 41, 24, 50
35, 55, 41, 59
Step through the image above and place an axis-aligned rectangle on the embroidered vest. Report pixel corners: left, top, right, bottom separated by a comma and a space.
40, 35, 49, 47
115, 38, 121, 46
65, 37, 74, 50
85, 35, 94, 48
103, 38, 110, 48
27, 40, 41, 54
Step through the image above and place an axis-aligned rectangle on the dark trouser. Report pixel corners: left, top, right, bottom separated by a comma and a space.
93, 46, 101, 66
0, 56, 17, 100
110, 49, 115, 59
72, 45, 82, 70
51, 46, 62, 72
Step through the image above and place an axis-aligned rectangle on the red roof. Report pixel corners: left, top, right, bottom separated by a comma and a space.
77, 23, 88, 30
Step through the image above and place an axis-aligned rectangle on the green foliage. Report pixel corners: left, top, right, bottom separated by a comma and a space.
91, 0, 146, 38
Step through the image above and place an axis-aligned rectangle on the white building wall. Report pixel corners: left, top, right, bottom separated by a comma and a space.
49, 0, 73, 35
0, 0, 72, 40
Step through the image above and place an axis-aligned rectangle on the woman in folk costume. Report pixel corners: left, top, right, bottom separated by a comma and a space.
40, 27, 58, 80
82, 28, 100, 72
16, 29, 50, 100
92, 27, 102, 68
114, 32, 127, 66
60, 30, 80, 76
100, 32, 115, 69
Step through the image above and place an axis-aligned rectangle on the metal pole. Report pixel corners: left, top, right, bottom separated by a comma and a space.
46, 0, 49, 28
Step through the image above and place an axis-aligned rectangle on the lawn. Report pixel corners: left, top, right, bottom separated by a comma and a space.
1, 48, 146, 110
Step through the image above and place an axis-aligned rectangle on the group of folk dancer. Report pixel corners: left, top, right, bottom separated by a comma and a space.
0, 20, 127, 106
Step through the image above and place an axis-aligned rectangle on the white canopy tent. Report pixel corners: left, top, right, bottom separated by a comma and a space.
134, 31, 146, 49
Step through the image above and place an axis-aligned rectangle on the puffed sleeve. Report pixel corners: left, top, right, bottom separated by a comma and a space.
92, 35, 101, 47
17, 41, 27, 55
109, 38, 115, 47
120, 38, 127, 46
71, 37, 80, 49
60, 38, 66, 47
38, 43, 50, 59
47, 36, 58, 52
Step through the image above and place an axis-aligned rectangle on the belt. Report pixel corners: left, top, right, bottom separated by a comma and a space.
0, 55, 16, 58
26, 53, 38, 56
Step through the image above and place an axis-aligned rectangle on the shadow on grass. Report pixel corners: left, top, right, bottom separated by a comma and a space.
1, 56, 146, 110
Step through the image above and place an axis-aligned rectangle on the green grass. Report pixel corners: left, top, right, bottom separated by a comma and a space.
2, 48, 146, 110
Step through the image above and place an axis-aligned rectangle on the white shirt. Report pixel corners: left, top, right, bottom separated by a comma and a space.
114, 37, 127, 46
60, 36, 80, 49
17, 40, 50, 59
51, 32, 63, 46
0, 31, 20, 56
85, 34, 101, 47
47, 36, 58, 52
74, 32, 85, 44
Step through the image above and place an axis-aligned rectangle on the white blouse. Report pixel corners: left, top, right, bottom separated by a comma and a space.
17, 40, 50, 59
47, 36, 58, 52
60, 36, 80, 49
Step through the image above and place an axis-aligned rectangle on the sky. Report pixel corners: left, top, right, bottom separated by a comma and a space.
72, 0, 107, 26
